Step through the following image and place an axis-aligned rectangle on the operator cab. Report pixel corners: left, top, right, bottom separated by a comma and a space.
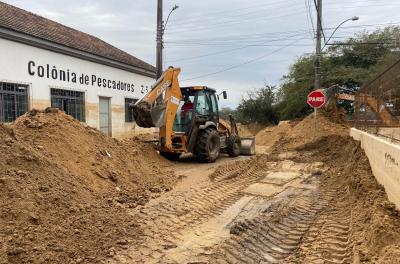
173, 86, 220, 133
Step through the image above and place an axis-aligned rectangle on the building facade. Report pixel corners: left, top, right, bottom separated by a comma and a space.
0, 2, 156, 138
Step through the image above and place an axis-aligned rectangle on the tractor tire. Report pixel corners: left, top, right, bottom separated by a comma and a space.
160, 152, 181, 161
195, 128, 220, 163
227, 135, 241, 157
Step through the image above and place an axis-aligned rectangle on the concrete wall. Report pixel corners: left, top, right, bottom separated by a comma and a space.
351, 128, 400, 209
379, 128, 400, 141
0, 37, 155, 138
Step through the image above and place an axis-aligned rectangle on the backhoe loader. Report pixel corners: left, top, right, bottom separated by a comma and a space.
131, 67, 255, 162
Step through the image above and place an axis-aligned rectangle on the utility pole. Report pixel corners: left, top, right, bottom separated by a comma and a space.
314, 0, 322, 90
156, 0, 163, 79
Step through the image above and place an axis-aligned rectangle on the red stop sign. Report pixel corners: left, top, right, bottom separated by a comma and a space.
307, 90, 326, 108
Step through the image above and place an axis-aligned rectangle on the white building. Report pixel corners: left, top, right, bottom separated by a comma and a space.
0, 2, 156, 138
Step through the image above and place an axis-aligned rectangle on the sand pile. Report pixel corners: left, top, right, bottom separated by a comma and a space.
287, 111, 349, 147
295, 135, 400, 263
269, 114, 400, 262
255, 121, 294, 147
237, 123, 265, 137
257, 112, 349, 150
0, 109, 176, 264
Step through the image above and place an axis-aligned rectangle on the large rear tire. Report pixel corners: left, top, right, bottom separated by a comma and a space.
227, 135, 241, 157
160, 152, 181, 161
195, 128, 220, 163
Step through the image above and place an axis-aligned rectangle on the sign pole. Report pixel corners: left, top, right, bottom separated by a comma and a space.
307, 90, 326, 140
313, 107, 317, 139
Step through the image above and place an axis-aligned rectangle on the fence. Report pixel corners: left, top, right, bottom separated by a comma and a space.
353, 58, 400, 143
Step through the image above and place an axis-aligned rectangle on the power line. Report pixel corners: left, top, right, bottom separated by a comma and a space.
167, 9, 309, 34
313, 0, 326, 42
165, 32, 310, 45
166, 29, 310, 43
182, 38, 302, 81
166, 33, 311, 63
169, 0, 301, 25
166, 46, 251, 63
165, 41, 312, 47
305, 0, 316, 40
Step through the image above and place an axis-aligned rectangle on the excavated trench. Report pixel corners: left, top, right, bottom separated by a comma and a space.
108, 149, 355, 264
3, 111, 399, 264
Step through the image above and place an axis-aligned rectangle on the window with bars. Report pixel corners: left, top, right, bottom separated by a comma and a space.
50, 88, 85, 122
125, 98, 138, 123
0, 82, 29, 122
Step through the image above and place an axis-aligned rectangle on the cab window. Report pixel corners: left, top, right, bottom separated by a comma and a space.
210, 94, 218, 113
196, 91, 211, 115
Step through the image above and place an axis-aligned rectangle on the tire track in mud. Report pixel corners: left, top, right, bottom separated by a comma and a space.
111, 157, 270, 263
111, 155, 355, 264
286, 187, 353, 264
208, 188, 333, 264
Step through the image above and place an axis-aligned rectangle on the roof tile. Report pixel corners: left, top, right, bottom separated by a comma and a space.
0, 1, 155, 73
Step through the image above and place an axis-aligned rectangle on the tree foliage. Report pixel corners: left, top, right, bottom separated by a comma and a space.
233, 26, 400, 122
219, 107, 237, 121
275, 26, 400, 120
236, 85, 279, 125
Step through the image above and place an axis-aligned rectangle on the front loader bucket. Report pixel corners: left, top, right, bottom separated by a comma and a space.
240, 137, 256, 156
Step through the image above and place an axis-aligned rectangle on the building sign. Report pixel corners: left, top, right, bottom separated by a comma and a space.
28, 61, 150, 94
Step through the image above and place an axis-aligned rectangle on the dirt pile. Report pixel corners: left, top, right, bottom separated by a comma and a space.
255, 120, 295, 147
0, 109, 176, 264
267, 113, 400, 263
288, 135, 400, 263
237, 123, 265, 137
259, 112, 349, 151
256, 112, 349, 149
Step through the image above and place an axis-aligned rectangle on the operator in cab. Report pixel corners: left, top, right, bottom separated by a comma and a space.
181, 96, 193, 117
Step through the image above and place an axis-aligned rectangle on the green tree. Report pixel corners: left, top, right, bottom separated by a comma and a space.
237, 85, 279, 125
219, 107, 237, 120
275, 26, 400, 120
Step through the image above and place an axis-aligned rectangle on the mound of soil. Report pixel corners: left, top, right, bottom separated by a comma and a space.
266, 112, 349, 152
267, 112, 400, 262
0, 109, 177, 264
287, 134, 400, 263
255, 121, 295, 147
237, 123, 265, 137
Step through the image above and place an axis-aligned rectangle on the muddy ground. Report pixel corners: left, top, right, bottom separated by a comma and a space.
1, 110, 400, 263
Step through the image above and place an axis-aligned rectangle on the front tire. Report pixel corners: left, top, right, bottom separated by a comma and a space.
195, 128, 220, 163
227, 135, 241, 157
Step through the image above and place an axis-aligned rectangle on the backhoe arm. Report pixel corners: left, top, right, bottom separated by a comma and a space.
131, 67, 182, 151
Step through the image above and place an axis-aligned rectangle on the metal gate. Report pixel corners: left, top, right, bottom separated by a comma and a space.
0, 82, 29, 122
99, 97, 111, 136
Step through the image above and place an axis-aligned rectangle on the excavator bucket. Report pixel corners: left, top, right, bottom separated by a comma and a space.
132, 101, 153, 128
131, 67, 182, 129
132, 101, 167, 128
240, 136, 256, 155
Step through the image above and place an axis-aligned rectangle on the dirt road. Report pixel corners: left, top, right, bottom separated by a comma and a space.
109, 132, 400, 263
108, 151, 348, 263
3, 111, 400, 264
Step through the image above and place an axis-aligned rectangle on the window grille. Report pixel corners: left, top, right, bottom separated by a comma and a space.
0, 82, 29, 122
51, 88, 85, 122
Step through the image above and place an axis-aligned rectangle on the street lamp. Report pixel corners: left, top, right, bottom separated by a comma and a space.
156, 3, 179, 79
323, 16, 359, 49
164, 5, 179, 33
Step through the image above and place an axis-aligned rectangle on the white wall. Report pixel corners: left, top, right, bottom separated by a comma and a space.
351, 128, 400, 210
0, 38, 155, 137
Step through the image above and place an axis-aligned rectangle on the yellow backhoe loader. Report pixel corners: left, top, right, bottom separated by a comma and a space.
131, 67, 255, 162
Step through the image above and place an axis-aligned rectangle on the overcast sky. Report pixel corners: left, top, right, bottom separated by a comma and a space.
4, 0, 400, 107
